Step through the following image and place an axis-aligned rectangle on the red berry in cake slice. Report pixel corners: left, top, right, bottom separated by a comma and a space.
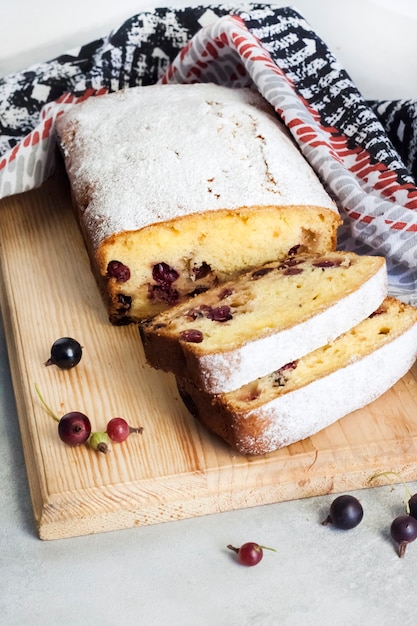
180, 329, 204, 343
152, 262, 179, 285
107, 260, 131, 282
193, 262, 212, 279
205, 305, 232, 322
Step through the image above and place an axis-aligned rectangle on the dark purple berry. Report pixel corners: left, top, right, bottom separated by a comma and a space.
287, 244, 301, 256
193, 262, 211, 279
369, 306, 386, 318
45, 337, 83, 369
206, 305, 232, 322
116, 293, 132, 310
280, 361, 298, 371
391, 514, 417, 557
152, 262, 179, 285
272, 361, 298, 387
251, 267, 273, 280
322, 495, 363, 530
180, 329, 204, 343
408, 493, 417, 519
283, 267, 303, 275
107, 260, 131, 282
58, 412, 91, 446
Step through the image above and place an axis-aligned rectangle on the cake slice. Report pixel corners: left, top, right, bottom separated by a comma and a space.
177, 297, 417, 455
55, 82, 341, 324
140, 251, 387, 393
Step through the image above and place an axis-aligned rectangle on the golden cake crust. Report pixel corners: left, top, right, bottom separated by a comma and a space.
56, 83, 341, 323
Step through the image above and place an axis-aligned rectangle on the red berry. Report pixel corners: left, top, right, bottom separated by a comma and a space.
58, 412, 91, 446
227, 542, 275, 566
106, 417, 143, 443
106, 417, 130, 443
236, 542, 263, 566
107, 260, 131, 282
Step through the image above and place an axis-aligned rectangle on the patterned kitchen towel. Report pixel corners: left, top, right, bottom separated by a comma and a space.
0, 4, 416, 300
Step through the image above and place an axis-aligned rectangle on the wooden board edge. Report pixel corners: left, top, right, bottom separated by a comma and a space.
0, 251, 46, 530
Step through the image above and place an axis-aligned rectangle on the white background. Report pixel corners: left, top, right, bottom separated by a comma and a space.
1, 0, 417, 99
1, 2, 417, 625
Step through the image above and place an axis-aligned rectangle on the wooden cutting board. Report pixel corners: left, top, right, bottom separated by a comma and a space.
1, 171, 417, 540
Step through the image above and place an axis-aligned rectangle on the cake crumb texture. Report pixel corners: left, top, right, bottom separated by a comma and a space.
56, 83, 341, 323
177, 297, 417, 455
140, 251, 387, 393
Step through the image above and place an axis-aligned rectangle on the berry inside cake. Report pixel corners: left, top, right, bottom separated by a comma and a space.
177, 297, 417, 455
140, 251, 387, 393
55, 83, 341, 323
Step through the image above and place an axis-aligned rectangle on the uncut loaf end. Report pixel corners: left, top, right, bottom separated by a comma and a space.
55, 82, 341, 324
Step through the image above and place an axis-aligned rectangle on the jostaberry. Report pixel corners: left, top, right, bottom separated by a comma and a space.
408, 494, 417, 519
58, 412, 92, 446
35, 384, 91, 446
45, 337, 83, 370
322, 494, 363, 530
390, 514, 417, 557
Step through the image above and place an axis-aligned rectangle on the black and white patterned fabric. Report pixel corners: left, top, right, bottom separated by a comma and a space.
0, 3, 416, 300
369, 99, 417, 183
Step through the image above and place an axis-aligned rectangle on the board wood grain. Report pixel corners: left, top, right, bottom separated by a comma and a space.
1, 172, 417, 540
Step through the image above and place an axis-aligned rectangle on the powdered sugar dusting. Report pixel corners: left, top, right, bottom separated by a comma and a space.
240, 321, 417, 455
197, 256, 387, 393
56, 83, 337, 251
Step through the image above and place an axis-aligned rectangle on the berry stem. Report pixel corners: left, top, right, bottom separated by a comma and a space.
34, 383, 60, 422
398, 541, 407, 558
259, 545, 277, 553
129, 426, 144, 435
227, 544, 276, 553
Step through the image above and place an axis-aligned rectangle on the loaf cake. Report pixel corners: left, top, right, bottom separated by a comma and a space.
176, 297, 417, 455
139, 251, 387, 393
55, 82, 341, 324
